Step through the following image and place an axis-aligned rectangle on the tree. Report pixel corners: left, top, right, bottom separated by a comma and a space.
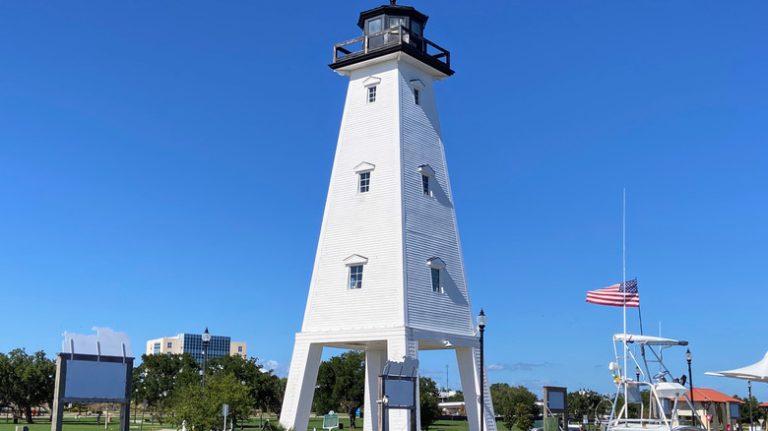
208, 355, 284, 418
135, 353, 200, 421
313, 351, 365, 427
567, 390, 610, 423
491, 384, 537, 431
420, 377, 441, 430
0, 353, 11, 413
736, 395, 764, 423
5, 349, 56, 423
171, 373, 252, 431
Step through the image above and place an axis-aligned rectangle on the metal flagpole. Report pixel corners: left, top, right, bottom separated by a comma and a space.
622, 188, 628, 418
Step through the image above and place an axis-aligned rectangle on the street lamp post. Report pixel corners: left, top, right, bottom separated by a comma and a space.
686, 350, 695, 413
748, 381, 754, 431
202, 327, 211, 387
478, 310, 487, 431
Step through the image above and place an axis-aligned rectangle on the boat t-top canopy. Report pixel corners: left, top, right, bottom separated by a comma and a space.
613, 333, 689, 346
706, 352, 768, 382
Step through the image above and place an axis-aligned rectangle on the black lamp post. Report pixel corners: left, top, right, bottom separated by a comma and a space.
478, 309, 487, 431
635, 366, 641, 382
202, 327, 211, 387
686, 350, 695, 406
748, 381, 754, 431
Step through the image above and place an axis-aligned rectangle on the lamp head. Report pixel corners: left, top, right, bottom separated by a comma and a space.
686, 348, 692, 362
202, 327, 211, 343
477, 309, 487, 329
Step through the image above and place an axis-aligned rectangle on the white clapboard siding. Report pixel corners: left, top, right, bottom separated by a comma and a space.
302, 60, 406, 331
301, 56, 474, 336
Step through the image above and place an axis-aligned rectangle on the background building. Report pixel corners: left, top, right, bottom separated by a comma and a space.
145, 333, 247, 362
677, 388, 743, 431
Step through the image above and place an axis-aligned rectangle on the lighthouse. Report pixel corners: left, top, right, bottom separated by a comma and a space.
279, 3, 495, 431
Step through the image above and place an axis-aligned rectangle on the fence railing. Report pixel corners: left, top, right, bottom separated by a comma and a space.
332, 26, 450, 69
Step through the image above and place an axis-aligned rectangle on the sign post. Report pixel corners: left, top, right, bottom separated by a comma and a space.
322, 411, 339, 431
379, 358, 419, 431
222, 404, 229, 431
543, 387, 568, 431
52, 330, 134, 431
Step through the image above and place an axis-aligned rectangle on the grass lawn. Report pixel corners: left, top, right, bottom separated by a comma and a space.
0, 416, 171, 431
0, 416, 514, 431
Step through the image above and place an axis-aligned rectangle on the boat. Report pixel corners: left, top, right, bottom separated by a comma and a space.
606, 333, 705, 431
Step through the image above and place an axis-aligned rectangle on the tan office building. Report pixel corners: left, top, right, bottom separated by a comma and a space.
145, 333, 247, 363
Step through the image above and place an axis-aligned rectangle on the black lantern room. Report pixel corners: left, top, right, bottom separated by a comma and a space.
331, 2, 453, 76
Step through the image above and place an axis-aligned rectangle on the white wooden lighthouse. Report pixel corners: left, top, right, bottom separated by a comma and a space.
279, 3, 495, 431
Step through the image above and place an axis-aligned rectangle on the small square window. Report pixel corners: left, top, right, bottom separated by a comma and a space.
238, 346, 243, 353
349, 265, 364, 289
421, 175, 430, 195
167, 342, 173, 349
414, 89, 420, 105
431, 268, 441, 293
368, 86, 377, 103
359, 172, 370, 193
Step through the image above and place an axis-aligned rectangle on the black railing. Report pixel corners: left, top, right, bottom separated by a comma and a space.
332, 25, 450, 69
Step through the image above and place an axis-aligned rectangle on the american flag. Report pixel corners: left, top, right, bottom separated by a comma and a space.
586, 279, 639, 307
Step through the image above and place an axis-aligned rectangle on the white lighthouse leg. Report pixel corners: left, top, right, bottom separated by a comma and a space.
364, 349, 386, 431
456, 347, 496, 431
386, 337, 418, 431
280, 339, 323, 431
456, 347, 481, 431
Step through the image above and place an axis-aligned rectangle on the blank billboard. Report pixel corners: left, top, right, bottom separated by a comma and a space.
64, 360, 128, 401
548, 391, 565, 411
385, 379, 415, 408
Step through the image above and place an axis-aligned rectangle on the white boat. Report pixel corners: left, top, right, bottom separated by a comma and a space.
606, 334, 705, 431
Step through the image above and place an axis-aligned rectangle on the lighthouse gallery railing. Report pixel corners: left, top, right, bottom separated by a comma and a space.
332, 25, 450, 69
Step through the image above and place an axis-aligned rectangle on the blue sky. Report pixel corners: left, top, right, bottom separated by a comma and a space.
1, 1, 766, 400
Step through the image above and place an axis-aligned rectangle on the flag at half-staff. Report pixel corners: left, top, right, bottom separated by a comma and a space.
586, 278, 639, 307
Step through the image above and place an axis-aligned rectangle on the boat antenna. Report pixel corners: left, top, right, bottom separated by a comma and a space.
622, 188, 628, 410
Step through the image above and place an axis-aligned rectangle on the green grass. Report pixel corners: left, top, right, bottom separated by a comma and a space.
0, 416, 514, 431
0, 416, 171, 431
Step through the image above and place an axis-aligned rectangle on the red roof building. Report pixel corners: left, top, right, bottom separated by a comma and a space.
678, 388, 744, 430
685, 388, 744, 404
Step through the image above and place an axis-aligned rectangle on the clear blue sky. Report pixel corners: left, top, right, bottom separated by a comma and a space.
1, 1, 766, 400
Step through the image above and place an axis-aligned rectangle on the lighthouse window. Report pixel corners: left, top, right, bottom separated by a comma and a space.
359, 172, 370, 193
388, 16, 407, 29
367, 86, 377, 103
421, 174, 430, 195
411, 21, 423, 36
349, 265, 364, 289
430, 268, 441, 293
366, 17, 382, 34
414, 89, 420, 105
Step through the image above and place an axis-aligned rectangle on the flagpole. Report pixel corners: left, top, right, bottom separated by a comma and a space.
622, 188, 628, 417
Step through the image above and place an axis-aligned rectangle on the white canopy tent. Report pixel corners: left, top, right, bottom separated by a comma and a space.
706, 352, 768, 382
706, 352, 768, 431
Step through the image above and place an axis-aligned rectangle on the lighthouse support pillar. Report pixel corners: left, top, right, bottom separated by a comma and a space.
457, 347, 482, 431
280, 339, 323, 431
364, 349, 387, 431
